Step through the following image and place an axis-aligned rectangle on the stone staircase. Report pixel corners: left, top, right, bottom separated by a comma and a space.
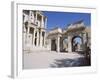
23, 45, 50, 53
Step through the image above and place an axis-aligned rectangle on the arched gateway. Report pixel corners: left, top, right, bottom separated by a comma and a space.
71, 36, 83, 52
47, 20, 91, 53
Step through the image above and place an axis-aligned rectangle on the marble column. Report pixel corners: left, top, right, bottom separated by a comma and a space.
23, 24, 25, 32
49, 39, 51, 50
41, 16, 44, 28
27, 24, 30, 34
32, 11, 35, 23
56, 36, 60, 52
68, 36, 72, 52
40, 30, 42, 47
29, 11, 31, 21
33, 28, 36, 47
45, 18, 47, 28
36, 29, 39, 46
23, 24, 27, 49
26, 23, 30, 44
83, 33, 87, 44
43, 32, 46, 47
60, 38, 63, 52
35, 12, 37, 24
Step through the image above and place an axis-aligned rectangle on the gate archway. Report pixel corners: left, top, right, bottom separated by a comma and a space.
71, 36, 83, 52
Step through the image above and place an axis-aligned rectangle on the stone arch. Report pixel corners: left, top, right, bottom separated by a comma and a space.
71, 35, 83, 52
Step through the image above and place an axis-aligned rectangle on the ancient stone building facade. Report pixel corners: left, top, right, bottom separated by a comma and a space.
47, 21, 91, 52
23, 10, 47, 50
23, 10, 91, 53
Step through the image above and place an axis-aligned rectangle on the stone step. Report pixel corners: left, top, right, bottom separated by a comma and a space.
23, 46, 50, 53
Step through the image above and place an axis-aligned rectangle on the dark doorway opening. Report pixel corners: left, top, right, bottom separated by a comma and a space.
51, 39, 56, 51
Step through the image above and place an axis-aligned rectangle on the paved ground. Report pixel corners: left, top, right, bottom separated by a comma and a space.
23, 50, 90, 69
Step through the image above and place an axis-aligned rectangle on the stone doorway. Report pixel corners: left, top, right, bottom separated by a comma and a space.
51, 39, 56, 51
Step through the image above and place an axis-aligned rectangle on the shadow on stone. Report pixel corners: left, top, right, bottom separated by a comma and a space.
50, 57, 91, 68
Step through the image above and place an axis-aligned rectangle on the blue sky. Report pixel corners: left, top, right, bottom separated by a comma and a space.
43, 11, 91, 30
